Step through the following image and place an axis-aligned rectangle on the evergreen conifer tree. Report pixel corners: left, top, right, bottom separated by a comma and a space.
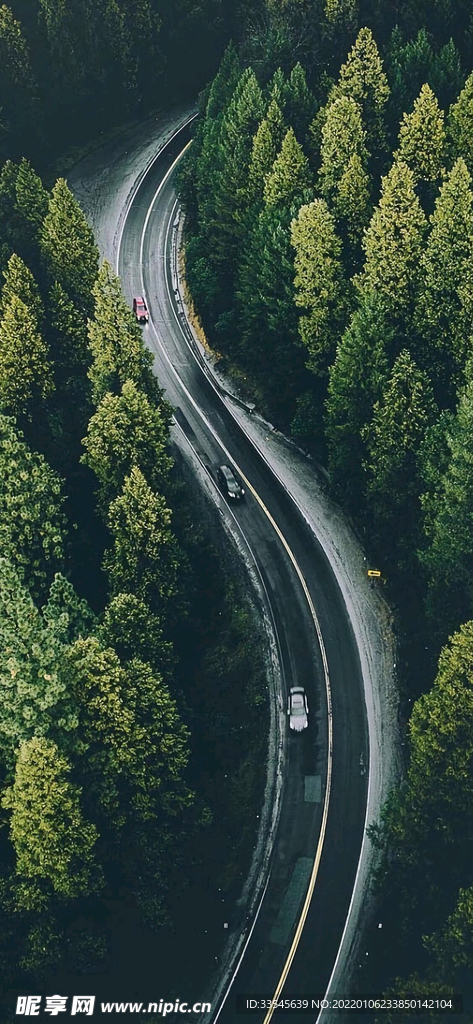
263, 128, 311, 207
396, 83, 445, 183
447, 71, 473, 177
87, 261, 160, 406
330, 27, 390, 155
41, 178, 99, 314
0, 294, 54, 417
291, 199, 351, 376
356, 159, 427, 320
414, 158, 473, 401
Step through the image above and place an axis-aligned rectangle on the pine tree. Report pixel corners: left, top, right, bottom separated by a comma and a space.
291, 199, 351, 376
0, 558, 75, 759
318, 95, 371, 253
447, 71, 473, 177
66, 636, 192, 824
99, 593, 172, 673
2, 737, 101, 899
330, 27, 390, 155
1, 253, 44, 326
356, 159, 427, 319
414, 158, 473, 400
0, 416, 66, 600
282, 63, 316, 143
81, 379, 173, 513
103, 467, 179, 616
210, 68, 264, 296
319, 96, 369, 200
247, 99, 286, 204
237, 201, 308, 422
325, 0, 358, 31
362, 349, 437, 556
0, 293, 54, 417
87, 261, 160, 406
263, 128, 312, 207
423, 372, 473, 609
15, 159, 49, 235
326, 294, 392, 503
396, 83, 445, 183
41, 178, 99, 314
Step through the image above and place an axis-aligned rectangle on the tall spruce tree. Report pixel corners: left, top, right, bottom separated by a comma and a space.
247, 99, 286, 205
41, 178, 99, 314
447, 71, 473, 177
2, 737, 101, 899
396, 83, 445, 184
414, 158, 473, 401
0, 293, 54, 418
329, 27, 390, 156
1, 253, 44, 326
291, 199, 351, 377
0, 416, 66, 600
355, 158, 427, 323
325, 294, 392, 505
263, 128, 311, 207
81, 379, 173, 513
104, 466, 180, 617
362, 349, 437, 559
87, 261, 160, 406
318, 95, 371, 256
423, 370, 473, 616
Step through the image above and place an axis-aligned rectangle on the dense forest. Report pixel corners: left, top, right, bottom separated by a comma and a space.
0, 158, 268, 1017
178, 0, 473, 1009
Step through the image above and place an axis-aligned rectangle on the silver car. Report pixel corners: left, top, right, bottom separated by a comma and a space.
287, 686, 309, 731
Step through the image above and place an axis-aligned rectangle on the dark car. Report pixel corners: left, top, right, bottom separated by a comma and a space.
287, 686, 309, 731
217, 464, 245, 501
133, 296, 149, 323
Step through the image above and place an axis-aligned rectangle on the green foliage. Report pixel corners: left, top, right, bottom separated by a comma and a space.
247, 99, 286, 203
356, 158, 427, 317
326, 294, 391, 502
291, 199, 351, 376
0, 559, 75, 762
422, 374, 473, 613
396, 621, 473, 860
41, 178, 99, 314
0, 416, 66, 598
98, 593, 173, 672
414, 158, 473, 400
0, 293, 54, 417
329, 26, 390, 154
425, 887, 473, 976
65, 637, 192, 825
263, 127, 311, 207
318, 95, 371, 254
237, 200, 308, 423
362, 349, 437, 557
385, 28, 463, 123
1, 253, 44, 325
2, 736, 101, 899
104, 466, 179, 616
447, 70, 473, 177
87, 261, 159, 405
81, 378, 173, 513
396, 83, 445, 183
281, 63, 317, 143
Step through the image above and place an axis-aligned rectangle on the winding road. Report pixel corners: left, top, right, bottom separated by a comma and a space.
71, 108, 397, 1024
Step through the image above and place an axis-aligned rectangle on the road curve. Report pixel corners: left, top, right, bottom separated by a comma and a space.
70, 110, 397, 1024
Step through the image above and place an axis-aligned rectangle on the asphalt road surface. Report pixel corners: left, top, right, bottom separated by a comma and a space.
74, 115, 371, 1024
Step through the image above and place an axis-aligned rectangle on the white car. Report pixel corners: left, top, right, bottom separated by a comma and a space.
287, 686, 309, 731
